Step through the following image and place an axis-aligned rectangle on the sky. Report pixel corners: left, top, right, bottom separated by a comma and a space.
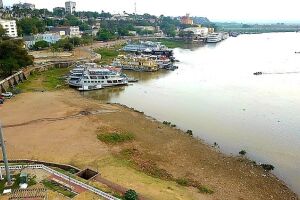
3, 0, 300, 23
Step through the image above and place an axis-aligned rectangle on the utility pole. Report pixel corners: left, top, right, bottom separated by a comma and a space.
0, 123, 11, 185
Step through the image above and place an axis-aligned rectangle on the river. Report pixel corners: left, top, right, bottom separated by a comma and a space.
83, 32, 300, 195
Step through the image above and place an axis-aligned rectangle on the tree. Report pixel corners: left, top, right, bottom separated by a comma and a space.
0, 25, 6, 38
33, 40, 49, 50
124, 189, 138, 200
0, 39, 33, 76
17, 17, 46, 35
96, 29, 115, 41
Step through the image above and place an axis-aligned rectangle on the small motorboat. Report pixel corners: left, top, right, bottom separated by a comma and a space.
127, 77, 139, 83
253, 72, 263, 75
78, 85, 103, 91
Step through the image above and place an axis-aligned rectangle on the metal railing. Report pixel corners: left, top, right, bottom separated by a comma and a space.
0, 164, 120, 200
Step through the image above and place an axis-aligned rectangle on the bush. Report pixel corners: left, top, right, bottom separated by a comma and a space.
186, 130, 193, 136
163, 121, 171, 125
260, 164, 275, 171
198, 185, 214, 194
176, 178, 189, 186
239, 150, 247, 156
124, 189, 138, 200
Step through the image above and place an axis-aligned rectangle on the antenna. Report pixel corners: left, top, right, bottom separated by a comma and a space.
0, 123, 11, 185
134, 2, 137, 14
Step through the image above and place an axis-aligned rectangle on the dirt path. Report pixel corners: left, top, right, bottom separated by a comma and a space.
0, 90, 298, 200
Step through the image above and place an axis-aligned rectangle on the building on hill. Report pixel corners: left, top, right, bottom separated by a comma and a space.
183, 26, 209, 38
65, 1, 76, 14
23, 33, 62, 49
13, 3, 35, 10
0, 0, 3, 9
0, 19, 17, 37
181, 14, 193, 25
50, 26, 81, 38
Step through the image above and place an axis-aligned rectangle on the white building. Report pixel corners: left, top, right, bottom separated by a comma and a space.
70, 26, 80, 37
183, 27, 209, 37
23, 33, 62, 49
13, 3, 35, 10
0, 19, 18, 38
65, 1, 76, 14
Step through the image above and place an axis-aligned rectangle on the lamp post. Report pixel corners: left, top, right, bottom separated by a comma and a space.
0, 123, 11, 185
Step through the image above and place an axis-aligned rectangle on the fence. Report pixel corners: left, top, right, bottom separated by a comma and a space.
0, 164, 120, 200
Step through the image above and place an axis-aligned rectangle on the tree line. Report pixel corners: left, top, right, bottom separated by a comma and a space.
0, 25, 33, 77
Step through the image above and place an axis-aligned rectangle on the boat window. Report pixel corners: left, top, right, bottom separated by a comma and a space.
101, 81, 104, 83
84, 81, 87, 83
113, 80, 117, 83
107, 80, 112, 83
118, 80, 122, 83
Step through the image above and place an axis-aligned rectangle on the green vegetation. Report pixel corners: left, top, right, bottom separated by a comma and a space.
97, 132, 135, 144
17, 17, 46, 35
32, 40, 49, 50
42, 179, 77, 198
0, 30, 33, 76
0, 173, 37, 193
260, 164, 275, 171
95, 45, 122, 64
175, 178, 189, 186
118, 148, 173, 181
186, 130, 193, 136
96, 28, 116, 41
49, 36, 93, 52
158, 39, 191, 49
16, 67, 70, 92
159, 16, 179, 37
124, 189, 138, 200
198, 185, 214, 194
163, 121, 177, 128
239, 150, 247, 156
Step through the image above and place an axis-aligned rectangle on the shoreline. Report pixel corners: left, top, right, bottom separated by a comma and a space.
0, 89, 298, 199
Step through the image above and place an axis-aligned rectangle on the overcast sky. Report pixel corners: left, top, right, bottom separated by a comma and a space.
3, 0, 300, 23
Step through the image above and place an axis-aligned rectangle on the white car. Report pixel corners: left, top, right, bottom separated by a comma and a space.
1, 92, 13, 99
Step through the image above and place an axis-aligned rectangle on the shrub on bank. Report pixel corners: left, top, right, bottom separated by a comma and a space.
239, 150, 247, 156
124, 189, 138, 200
260, 164, 275, 171
186, 130, 193, 136
176, 178, 189, 186
198, 185, 214, 194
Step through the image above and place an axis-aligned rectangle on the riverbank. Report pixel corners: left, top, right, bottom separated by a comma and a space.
0, 89, 297, 200
158, 38, 202, 49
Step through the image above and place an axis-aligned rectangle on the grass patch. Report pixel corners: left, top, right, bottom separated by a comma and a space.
157, 39, 191, 49
117, 148, 173, 180
42, 179, 77, 198
95, 45, 124, 65
97, 132, 135, 144
175, 178, 189, 186
0, 173, 37, 193
198, 185, 214, 194
16, 67, 70, 92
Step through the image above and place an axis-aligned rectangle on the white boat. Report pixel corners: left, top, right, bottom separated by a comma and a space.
207, 33, 223, 43
222, 32, 229, 40
68, 63, 128, 88
78, 84, 103, 91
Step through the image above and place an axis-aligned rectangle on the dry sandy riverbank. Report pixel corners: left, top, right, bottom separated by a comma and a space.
0, 90, 298, 200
